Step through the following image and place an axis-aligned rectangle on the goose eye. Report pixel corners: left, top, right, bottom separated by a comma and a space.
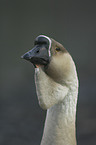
56, 47, 61, 52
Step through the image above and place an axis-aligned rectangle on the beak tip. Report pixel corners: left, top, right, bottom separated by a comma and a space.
21, 53, 31, 60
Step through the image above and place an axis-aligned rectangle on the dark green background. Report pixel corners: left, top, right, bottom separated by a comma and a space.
1, 0, 96, 145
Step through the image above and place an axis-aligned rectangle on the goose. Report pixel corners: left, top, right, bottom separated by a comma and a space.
21, 35, 79, 145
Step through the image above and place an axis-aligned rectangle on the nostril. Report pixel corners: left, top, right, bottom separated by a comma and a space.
36, 50, 39, 53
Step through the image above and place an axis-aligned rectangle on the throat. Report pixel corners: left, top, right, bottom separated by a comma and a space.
41, 99, 77, 145
35, 67, 78, 145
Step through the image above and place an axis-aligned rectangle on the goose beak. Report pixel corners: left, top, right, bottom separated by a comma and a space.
21, 46, 49, 67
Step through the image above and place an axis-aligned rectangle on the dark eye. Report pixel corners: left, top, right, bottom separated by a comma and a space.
56, 47, 61, 52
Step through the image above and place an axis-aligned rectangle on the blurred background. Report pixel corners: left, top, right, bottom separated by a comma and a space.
0, 0, 96, 145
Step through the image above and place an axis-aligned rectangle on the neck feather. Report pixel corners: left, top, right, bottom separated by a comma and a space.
35, 67, 78, 145
41, 90, 77, 145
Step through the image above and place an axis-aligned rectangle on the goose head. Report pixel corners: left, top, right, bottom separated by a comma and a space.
22, 35, 77, 85
21, 35, 51, 68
